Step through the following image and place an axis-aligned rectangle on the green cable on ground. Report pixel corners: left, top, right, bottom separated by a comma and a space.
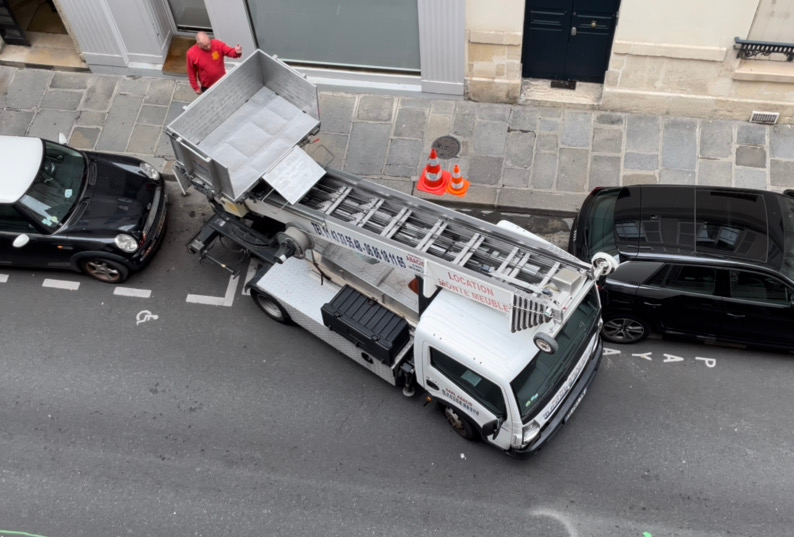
0, 531, 52, 537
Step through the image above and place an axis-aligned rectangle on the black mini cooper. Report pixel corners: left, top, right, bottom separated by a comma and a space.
0, 135, 168, 283
570, 185, 794, 351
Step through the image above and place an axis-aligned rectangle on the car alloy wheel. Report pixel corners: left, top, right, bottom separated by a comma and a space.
80, 257, 128, 283
602, 315, 648, 344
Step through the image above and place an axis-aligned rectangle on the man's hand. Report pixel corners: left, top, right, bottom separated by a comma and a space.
196, 89, 202, 95
235, 44, 243, 55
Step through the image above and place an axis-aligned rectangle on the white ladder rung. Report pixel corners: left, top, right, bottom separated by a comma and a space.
381, 208, 412, 238
416, 220, 448, 252
353, 198, 385, 227
453, 233, 484, 266
323, 186, 352, 215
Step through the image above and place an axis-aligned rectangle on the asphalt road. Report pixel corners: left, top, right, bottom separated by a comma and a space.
1, 185, 792, 537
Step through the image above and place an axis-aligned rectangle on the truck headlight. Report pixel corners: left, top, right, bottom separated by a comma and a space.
139, 162, 160, 180
522, 421, 541, 445
115, 233, 139, 253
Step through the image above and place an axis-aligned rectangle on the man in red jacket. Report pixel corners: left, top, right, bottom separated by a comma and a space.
186, 32, 242, 95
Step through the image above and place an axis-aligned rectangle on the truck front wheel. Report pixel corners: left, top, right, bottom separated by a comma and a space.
444, 406, 477, 441
251, 290, 292, 324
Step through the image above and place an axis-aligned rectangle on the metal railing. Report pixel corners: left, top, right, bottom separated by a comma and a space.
734, 37, 794, 62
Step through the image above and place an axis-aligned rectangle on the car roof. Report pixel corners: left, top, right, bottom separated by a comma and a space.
0, 135, 43, 204
610, 185, 783, 268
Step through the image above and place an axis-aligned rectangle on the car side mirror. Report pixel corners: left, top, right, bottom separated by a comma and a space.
482, 418, 503, 440
13, 234, 30, 248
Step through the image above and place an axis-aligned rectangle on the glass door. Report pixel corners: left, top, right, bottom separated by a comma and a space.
167, 0, 211, 32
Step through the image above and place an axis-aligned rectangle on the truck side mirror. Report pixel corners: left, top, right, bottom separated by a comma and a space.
13, 234, 30, 248
482, 418, 502, 440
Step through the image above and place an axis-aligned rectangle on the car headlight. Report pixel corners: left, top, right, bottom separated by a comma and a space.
522, 420, 541, 445
115, 233, 139, 253
139, 161, 160, 180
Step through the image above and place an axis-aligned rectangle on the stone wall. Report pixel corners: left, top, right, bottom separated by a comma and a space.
602, 44, 794, 123
465, 30, 522, 104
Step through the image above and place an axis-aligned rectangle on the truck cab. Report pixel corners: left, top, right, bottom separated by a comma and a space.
415, 286, 603, 454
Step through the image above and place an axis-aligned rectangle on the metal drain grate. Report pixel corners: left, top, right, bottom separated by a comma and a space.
749, 111, 780, 125
431, 135, 461, 159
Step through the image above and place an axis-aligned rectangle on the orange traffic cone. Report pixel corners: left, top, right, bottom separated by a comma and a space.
417, 149, 450, 195
446, 164, 470, 197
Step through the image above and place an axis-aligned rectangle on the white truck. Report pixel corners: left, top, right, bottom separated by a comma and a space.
166, 51, 616, 455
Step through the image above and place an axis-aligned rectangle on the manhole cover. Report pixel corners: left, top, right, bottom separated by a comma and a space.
432, 135, 461, 159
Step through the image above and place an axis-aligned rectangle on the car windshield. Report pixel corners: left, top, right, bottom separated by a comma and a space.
780, 195, 794, 282
584, 189, 620, 257
511, 289, 600, 421
18, 140, 86, 231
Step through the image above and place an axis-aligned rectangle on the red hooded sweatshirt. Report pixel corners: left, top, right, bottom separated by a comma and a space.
186, 39, 241, 93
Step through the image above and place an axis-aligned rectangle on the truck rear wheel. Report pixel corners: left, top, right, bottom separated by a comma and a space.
444, 406, 477, 441
251, 290, 292, 324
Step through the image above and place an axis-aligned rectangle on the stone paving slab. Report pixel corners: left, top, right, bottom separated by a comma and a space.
0, 65, 790, 217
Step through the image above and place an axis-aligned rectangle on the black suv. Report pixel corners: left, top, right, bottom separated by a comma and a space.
569, 185, 794, 350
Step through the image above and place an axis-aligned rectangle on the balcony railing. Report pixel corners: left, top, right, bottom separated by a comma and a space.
734, 37, 794, 62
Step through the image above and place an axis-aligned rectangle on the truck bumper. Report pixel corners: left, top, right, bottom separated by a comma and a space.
509, 336, 603, 457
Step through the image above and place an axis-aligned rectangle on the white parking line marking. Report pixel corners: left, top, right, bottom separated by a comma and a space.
0, 274, 8, 283
114, 287, 152, 298
186, 274, 239, 306
43, 279, 80, 291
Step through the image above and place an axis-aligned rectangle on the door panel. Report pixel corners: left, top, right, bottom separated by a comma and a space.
723, 271, 794, 347
523, 0, 620, 82
0, 0, 30, 46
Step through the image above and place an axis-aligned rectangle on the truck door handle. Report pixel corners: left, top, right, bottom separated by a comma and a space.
571, 26, 577, 36
642, 302, 661, 308
727, 312, 745, 318
426, 379, 439, 390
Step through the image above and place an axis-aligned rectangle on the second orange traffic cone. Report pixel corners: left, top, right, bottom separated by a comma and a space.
446, 164, 470, 197
417, 149, 450, 195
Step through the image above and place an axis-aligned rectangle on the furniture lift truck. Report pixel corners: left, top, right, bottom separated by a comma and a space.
166, 50, 617, 455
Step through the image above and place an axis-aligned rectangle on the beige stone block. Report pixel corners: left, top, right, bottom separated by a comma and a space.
502, 32, 523, 46
506, 61, 521, 80
506, 44, 521, 61
469, 43, 505, 63
731, 79, 794, 101
609, 54, 625, 70
604, 70, 620, 88
665, 95, 716, 117
471, 61, 496, 78
655, 60, 722, 94
495, 63, 506, 77
617, 55, 665, 90
601, 88, 670, 116
470, 30, 502, 45
467, 78, 521, 104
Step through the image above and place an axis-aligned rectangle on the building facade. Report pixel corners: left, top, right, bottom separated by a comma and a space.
1, 0, 791, 122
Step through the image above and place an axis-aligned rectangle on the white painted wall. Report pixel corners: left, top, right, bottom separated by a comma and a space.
57, 0, 126, 67
106, 0, 171, 65
204, 0, 256, 60
466, 0, 523, 32
615, 0, 758, 47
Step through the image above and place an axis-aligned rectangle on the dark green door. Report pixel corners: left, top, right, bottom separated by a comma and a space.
0, 0, 29, 46
522, 0, 620, 82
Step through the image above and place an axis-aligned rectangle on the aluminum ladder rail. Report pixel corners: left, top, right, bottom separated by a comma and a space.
257, 169, 592, 332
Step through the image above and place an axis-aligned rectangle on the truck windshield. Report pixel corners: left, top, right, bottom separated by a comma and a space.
781, 195, 794, 282
511, 289, 600, 421
18, 141, 86, 231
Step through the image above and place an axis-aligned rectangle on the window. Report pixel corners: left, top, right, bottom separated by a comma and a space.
430, 348, 506, 418
0, 205, 35, 233
729, 271, 790, 305
664, 265, 717, 295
